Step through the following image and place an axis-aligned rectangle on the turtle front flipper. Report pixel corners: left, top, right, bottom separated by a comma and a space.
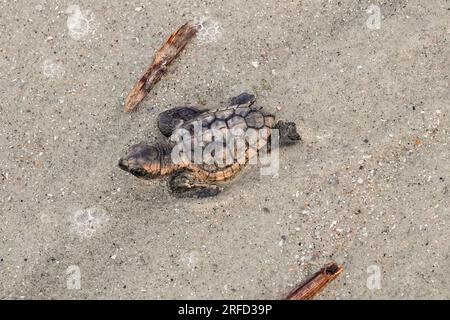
158, 107, 207, 137
229, 92, 256, 106
168, 171, 221, 198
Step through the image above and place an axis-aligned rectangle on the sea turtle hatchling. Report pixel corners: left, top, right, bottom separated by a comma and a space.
118, 93, 301, 198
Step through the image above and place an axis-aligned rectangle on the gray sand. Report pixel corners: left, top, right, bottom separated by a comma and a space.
0, 0, 449, 299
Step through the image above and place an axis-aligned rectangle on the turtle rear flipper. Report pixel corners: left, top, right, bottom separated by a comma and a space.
158, 107, 207, 137
274, 120, 301, 146
169, 171, 221, 198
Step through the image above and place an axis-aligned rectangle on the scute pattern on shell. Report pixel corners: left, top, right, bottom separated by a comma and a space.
178, 103, 276, 181
245, 111, 265, 129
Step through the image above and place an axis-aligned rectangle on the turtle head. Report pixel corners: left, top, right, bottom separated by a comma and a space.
118, 143, 164, 179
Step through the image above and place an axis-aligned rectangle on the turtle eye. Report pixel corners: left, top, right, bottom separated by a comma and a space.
129, 167, 148, 177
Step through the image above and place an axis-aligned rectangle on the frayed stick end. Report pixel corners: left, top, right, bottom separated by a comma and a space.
286, 262, 344, 300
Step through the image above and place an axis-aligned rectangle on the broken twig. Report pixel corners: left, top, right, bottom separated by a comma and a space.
124, 21, 199, 112
286, 262, 344, 300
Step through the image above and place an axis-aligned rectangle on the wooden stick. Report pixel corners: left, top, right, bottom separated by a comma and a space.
286, 262, 344, 300
124, 21, 199, 112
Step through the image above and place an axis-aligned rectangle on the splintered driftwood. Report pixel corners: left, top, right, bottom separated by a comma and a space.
286, 262, 344, 300
124, 21, 199, 112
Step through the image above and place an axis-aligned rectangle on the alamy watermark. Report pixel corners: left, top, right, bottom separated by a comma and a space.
66, 265, 81, 290
66, 5, 96, 40
366, 265, 381, 290
366, 5, 381, 30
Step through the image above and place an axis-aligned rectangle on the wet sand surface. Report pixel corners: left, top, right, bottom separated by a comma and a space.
0, 0, 449, 299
